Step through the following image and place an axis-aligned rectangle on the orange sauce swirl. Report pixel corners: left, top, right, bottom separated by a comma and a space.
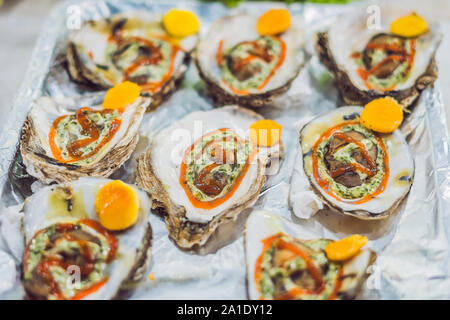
179, 128, 256, 210
310, 121, 389, 205
356, 39, 416, 92
254, 233, 343, 300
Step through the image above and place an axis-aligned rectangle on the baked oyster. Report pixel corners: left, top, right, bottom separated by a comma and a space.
316, 5, 441, 108
296, 105, 414, 219
195, 9, 304, 107
20, 83, 149, 184
136, 106, 283, 248
245, 210, 376, 300
67, 10, 199, 109
21, 178, 152, 300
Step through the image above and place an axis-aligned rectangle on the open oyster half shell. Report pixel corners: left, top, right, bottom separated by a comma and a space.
20, 95, 149, 184
316, 3, 441, 108
195, 14, 304, 108
299, 106, 414, 220
21, 178, 152, 300
136, 106, 284, 249
66, 12, 197, 110
245, 210, 377, 300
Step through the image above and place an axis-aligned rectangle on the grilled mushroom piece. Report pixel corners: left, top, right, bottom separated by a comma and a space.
21, 178, 152, 300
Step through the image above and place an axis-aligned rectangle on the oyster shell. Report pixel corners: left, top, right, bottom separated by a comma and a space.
245, 210, 376, 300
195, 14, 304, 108
298, 106, 414, 220
316, 4, 441, 108
21, 178, 152, 300
67, 12, 197, 109
136, 106, 283, 249
20, 95, 149, 184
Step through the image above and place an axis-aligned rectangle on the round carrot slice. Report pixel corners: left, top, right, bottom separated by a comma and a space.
257, 9, 291, 36
325, 235, 368, 261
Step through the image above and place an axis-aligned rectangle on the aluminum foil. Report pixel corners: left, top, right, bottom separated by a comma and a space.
0, 0, 449, 300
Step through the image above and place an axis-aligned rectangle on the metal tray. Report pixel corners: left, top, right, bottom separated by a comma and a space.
0, 0, 449, 299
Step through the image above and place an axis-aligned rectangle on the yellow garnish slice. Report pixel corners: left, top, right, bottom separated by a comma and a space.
360, 97, 403, 133
257, 9, 291, 36
102, 81, 141, 112
250, 119, 282, 147
325, 235, 368, 261
390, 12, 428, 38
95, 180, 140, 231
163, 9, 200, 38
